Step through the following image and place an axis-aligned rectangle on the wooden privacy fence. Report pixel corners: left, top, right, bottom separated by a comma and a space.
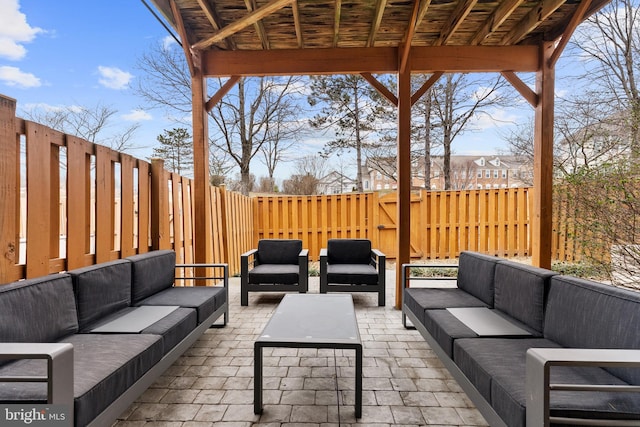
254, 188, 535, 261
0, 95, 252, 283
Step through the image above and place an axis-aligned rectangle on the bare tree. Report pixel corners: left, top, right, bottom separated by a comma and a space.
22, 102, 140, 152
430, 73, 511, 189
136, 41, 304, 195
573, 0, 640, 152
281, 155, 328, 195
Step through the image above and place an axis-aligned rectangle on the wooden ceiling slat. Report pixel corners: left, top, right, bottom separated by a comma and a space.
434, 0, 479, 46
469, 0, 525, 45
291, 0, 303, 48
244, 0, 270, 49
192, 0, 293, 49
334, 0, 342, 47
368, 0, 388, 48
501, 0, 568, 45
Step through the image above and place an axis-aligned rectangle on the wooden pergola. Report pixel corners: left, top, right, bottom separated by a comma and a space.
147, 0, 610, 309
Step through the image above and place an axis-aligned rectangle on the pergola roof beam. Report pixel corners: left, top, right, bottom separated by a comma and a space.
368, 0, 388, 47
434, 0, 479, 46
470, 0, 524, 45
244, 0, 271, 49
501, 0, 567, 45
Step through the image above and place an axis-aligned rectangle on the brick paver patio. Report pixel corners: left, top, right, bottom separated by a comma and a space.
114, 273, 488, 426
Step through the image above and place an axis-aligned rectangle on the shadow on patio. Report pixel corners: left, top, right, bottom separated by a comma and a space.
115, 271, 487, 426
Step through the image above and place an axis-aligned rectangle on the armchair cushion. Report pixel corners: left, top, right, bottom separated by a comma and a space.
326, 264, 378, 284
137, 286, 225, 324
327, 239, 372, 265
457, 251, 500, 306
256, 239, 302, 265
249, 264, 300, 284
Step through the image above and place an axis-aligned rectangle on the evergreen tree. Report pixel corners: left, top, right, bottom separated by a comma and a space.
152, 128, 193, 176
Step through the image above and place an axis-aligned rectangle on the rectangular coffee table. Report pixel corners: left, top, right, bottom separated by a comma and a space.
254, 294, 362, 418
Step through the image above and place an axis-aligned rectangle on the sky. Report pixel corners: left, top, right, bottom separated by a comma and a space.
0, 0, 588, 182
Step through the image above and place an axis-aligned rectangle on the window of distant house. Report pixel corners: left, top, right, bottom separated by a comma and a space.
502, 170, 507, 178
485, 170, 490, 178
364, 181, 369, 189
477, 184, 483, 189
434, 170, 440, 177
461, 171, 466, 178
511, 170, 518, 177
376, 184, 382, 190
479, 158, 485, 166
477, 170, 482, 178
493, 170, 499, 178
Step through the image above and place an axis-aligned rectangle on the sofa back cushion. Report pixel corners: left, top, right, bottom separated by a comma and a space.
457, 251, 500, 306
494, 261, 555, 333
128, 250, 176, 304
545, 275, 640, 384
257, 239, 302, 265
327, 239, 371, 265
69, 259, 132, 330
0, 273, 78, 342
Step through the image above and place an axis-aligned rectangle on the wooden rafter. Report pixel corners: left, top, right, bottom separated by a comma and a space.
470, 0, 524, 45
193, 0, 293, 50
334, 0, 342, 47
549, 0, 592, 66
415, 0, 432, 29
361, 73, 397, 105
501, 71, 538, 107
434, 0, 478, 46
291, 0, 303, 48
169, 0, 195, 77
368, 0, 388, 48
399, 0, 422, 74
195, 0, 235, 50
411, 71, 443, 105
501, 0, 567, 45
244, 0, 270, 50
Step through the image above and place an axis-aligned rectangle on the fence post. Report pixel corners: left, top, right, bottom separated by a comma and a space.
0, 95, 18, 282
151, 158, 170, 250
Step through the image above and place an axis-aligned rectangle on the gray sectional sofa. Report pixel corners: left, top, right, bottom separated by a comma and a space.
403, 251, 640, 427
0, 250, 228, 427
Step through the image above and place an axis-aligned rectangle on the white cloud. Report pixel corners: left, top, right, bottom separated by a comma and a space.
97, 66, 133, 90
122, 109, 152, 121
0, 65, 40, 88
0, 0, 43, 60
162, 35, 177, 50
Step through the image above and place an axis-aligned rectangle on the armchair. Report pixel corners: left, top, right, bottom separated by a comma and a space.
240, 239, 309, 306
320, 238, 386, 306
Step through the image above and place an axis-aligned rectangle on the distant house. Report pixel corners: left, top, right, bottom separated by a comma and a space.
364, 155, 533, 191
317, 171, 357, 194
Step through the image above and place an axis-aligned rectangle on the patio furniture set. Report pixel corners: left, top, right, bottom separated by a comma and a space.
403, 251, 640, 427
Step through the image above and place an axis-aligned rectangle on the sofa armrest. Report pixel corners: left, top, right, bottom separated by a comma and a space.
371, 249, 386, 274
526, 347, 640, 427
175, 263, 229, 288
0, 343, 74, 407
401, 263, 459, 288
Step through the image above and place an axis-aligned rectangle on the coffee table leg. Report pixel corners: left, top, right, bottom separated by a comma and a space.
355, 344, 362, 418
254, 343, 263, 414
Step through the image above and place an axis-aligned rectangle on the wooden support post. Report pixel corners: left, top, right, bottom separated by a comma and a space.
0, 95, 19, 282
395, 50, 412, 309
532, 42, 555, 269
192, 53, 213, 266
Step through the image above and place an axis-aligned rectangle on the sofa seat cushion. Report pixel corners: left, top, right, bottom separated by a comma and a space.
326, 264, 378, 285
0, 334, 163, 427
454, 338, 640, 427
141, 307, 198, 354
137, 286, 225, 324
128, 250, 176, 304
423, 309, 477, 357
69, 259, 132, 332
249, 264, 300, 284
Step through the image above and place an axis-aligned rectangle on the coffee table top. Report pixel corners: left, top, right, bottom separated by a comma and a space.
256, 294, 361, 345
